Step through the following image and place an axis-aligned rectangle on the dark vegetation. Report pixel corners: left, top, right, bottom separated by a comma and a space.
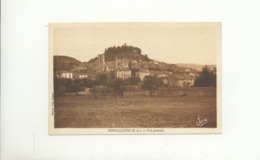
54, 73, 164, 100
141, 76, 164, 97
103, 44, 150, 62
194, 65, 216, 87
54, 78, 85, 96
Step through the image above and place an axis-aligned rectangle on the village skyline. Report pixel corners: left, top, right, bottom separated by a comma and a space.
52, 23, 218, 65
54, 43, 217, 89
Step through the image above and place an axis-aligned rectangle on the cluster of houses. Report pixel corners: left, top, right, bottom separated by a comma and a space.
55, 71, 88, 79
55, 53, 197, 87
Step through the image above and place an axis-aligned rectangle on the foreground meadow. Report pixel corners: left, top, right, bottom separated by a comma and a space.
54, 93, 216, 128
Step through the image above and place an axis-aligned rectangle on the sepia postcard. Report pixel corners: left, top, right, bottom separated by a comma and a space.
49, 22, 222, 134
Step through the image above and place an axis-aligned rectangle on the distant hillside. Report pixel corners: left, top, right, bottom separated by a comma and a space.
176, 63, 216, 71
102, 44, 150, 62
55, 45, 204, 73
54, 56, 82, 71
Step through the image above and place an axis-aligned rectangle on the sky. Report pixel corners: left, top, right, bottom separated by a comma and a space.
51, 23, 220, 65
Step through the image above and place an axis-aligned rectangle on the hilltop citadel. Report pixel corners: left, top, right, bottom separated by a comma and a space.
55, 44, 199, 87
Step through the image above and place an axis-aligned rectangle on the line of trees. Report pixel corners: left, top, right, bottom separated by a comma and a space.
54, 65, 217, 98
54, 74, 142, 97
54, 78, 85, 96
89, 75, 126, 101
54, 73, 165, 100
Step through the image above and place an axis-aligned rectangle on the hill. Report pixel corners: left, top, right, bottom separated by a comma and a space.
176, 63, 216, 71
54, 56, 82, 71
102, 44, 150, 62
54, 45, 202, 73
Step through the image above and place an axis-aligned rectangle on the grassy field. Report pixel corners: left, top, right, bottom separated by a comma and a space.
54, 94, 217, 128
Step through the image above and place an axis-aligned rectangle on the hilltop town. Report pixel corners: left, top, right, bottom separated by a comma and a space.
54, 44, 206, 87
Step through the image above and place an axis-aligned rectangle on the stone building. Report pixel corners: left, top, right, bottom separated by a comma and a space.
116, 69, 131, 79
55, 70, 73, 79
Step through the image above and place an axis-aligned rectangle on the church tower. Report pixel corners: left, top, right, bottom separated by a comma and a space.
115, 56, 118, 69
98, 54, 105, 72
98, 54, 105, 65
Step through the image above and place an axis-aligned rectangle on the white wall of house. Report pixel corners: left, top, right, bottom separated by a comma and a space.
139, 72, 150, 81
79, 75, 88, 79
116, 70, 131, 79
61, 72, 73, 79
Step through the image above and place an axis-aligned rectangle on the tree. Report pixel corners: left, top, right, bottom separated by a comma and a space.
54, 78, 85, 96
74, 78, 84, 86
157, 78, 165, 86
83, 78, 94, 88
54, 78, 66, 96
126, 76, 141, 85
141, 76, 160, 97
65, 79, 74, 89
194, 65, 216, 87
66, 79, 85, 95
97, 74, 108, 85
109, 78, 126, 101
131, 68, 139, 76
